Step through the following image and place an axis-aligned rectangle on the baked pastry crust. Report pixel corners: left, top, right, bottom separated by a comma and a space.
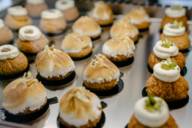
0, 26, 13, 45
67, 47, 92, 59
26, 3, 48, 17
63, 7, 79, 21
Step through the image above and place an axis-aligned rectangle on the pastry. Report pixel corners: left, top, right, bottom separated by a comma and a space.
40, 9, 67, 35
160, 21, 190, 51
5, 6, 32, 31
128, 96, 178, 128
25, 0, 48, 17
61, 32, 93, 59
0, 45, 28, 77
55, 0, 79, 22
72, 16, 102, 39
2, 72, 48, 122
0, 19, 13, 45
83, 54, 120, 92
89, 1, 113, 26
148, 39, 185, 70
146, 59, 189, 102
161, 5, 187, 29
59, 86, 103, 128
110, 20, 139, 42
102, 36, 135, 66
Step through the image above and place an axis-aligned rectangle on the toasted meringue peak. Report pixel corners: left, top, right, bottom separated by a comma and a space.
83, 54, 120, 83
59, 86, 102, 127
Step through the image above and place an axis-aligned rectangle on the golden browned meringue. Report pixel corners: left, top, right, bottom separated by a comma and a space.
72, 16, 102, 39
3, 72, 47, 114
59, 86, 102, 127
0, 19, 13, 45
35, 46, 75, 80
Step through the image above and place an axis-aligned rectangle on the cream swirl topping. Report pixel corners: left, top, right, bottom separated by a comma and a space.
165, 5, 186, 18
0, 45, 19, 60
8, 6, 28, 16
41, 9, 63, 19
163, 22, 185, 36
55, 0, 75, 11
0, 19, 4, 29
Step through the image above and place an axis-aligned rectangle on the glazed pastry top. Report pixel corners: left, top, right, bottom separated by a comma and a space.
153, 59, 180, 82
0, 19, 4, 29
165, 5, 186, 18
153, 40, 179, 59
3, 72, 47, 114
19, 25, 42, 41
0, 45, 19, 60
83, 54, 120, 83
55, 0, 75, 11
41, 9, 63, 19
27, 0, 45, 4
8, 6, 28, 16
163, 21, 185, 36
59, 87, 102, 127
134, 96, 169, 127
102, 36, 135, 57
61, 32, 92, 53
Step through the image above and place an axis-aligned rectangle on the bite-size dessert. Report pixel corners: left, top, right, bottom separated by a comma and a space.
160, 21, 190, 51
0, 19, 13, 45
40, 9, 67, 36
2, 72, 48, 122
148, 39, 185, 71
128, 96, 178, 128
89, 1, 114, 26
61, 32, 93, 60
5, 6, 32, 31
55, 0, 79, 22
146, 59, 189, 102
102, 36, 135, 66
25, 0, 48, 17
0, 45, 28, 77
110, 20, 139, 42
72, 16, 102, 39
59, 86, 103, 128
83, 54, 120, 92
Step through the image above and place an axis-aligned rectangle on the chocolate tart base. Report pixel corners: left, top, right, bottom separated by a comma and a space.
180, 49, 190, 53
72, 52, 92, 61
142, 87, 189, 110
23, 52, 37, 63
44, 29, 67, 37
139, 27, 149, 33
91, 35, 101, 41
112, 57, 134, 67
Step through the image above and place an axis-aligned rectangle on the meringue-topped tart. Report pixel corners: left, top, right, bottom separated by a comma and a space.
128, 96, 178, 128
59, 86, 103, 128
0, 19, 13, 45
61, 32, 93, 59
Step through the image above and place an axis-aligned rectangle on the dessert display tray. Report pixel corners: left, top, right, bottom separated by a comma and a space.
0, 4, 192, 128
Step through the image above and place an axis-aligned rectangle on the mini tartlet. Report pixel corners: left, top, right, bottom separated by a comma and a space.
128, 96, 178, 128
146, 59, 189, 102
160, 21, 190, 51
148, 39, 185, 70
102, 36, 135, 66
55, 0, 79, 22
72, 16, 102, 39
25, 0, 48, 17
161, 5, 187, 29
2, 72, 48, 122
40, 9, 67, 35
5, 6, 32, 31
110, 20, 139, 42
61, 32, 93, 60
89, 1, 114, 26
35, 46, 75, 84
0, 19, 13, 45
0, 45, 28, 77
83, 54, 120, 92
58, 86, 103, 128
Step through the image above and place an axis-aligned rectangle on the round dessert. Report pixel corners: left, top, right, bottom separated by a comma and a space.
83, 54, 120, 92
72, 16, 102, 39
102, 36, 135, 66
61, 32, 93, 60
16, 25, 48, 56
89, 1, 114, 26
59, 86, 103, 128
35, 46, 75, 85
110, 20, 139, 42
55, 0, 79, 22
148, 39, 185, 70
0, 19, 13, 45
2, 72, 48, 122
25, 0, 48, 17
146, 59, 189, 102
160, 21, 190, 51
5, 6, 32, 31
161, 5, 187, 30
0, 45, 28, 77
123, 7, 150, 31
128, 96, 178, 128
40, 9, 67, 36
